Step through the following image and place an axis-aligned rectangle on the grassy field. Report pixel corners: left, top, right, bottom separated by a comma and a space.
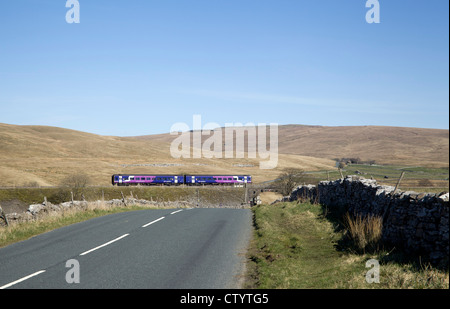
246, 202, 449, 289
303, 164, 449, 193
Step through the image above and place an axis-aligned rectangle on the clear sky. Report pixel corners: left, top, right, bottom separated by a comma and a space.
0, 0, 448, 136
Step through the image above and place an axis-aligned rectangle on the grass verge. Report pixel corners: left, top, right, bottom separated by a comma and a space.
0, 204, 158, 249
246, 202, 449, 289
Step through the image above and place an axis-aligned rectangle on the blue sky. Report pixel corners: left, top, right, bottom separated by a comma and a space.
0, 0, 448, 136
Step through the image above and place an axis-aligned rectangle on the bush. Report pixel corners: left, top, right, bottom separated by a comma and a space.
60, 173, 91, 200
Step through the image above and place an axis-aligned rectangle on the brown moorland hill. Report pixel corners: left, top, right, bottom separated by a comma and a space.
0, 123, 335, 186
134, 125, 449, 168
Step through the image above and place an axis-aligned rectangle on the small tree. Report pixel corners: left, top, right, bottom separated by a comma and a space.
60, 173, 91, 200
275, 168, 306, 196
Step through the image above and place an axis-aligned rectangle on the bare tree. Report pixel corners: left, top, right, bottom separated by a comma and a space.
275, 168, 306, 196
60, 173, 91, 200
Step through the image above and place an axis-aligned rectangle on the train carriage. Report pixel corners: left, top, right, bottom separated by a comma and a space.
112, 174, 252, 186
112, 174, 184, 186
185, 175, 252, 185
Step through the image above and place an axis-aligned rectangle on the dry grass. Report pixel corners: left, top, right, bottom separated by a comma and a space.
259, 192, 283, 204
344, 213, 383, 253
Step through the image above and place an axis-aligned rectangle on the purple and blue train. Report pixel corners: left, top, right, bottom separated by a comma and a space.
112, 174, 252, 186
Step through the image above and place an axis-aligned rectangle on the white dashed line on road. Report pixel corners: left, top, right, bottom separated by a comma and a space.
0, 270, 46, 289
142, 217, 165, 228
80, 234, 130, 256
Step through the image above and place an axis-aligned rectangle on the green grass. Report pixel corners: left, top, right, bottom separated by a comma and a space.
247, 202, 361, 288
247, 202, 449, 289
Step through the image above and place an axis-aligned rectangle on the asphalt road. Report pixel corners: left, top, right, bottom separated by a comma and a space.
0, 208, 253, 289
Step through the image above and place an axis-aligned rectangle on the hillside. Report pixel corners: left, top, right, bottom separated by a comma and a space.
0, 123, 334, 186
276, 125, 449, 168
0, 123, 448, 187
135, 125, 449, 168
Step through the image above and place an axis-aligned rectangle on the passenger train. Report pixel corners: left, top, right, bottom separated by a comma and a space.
112, 174, 252, 186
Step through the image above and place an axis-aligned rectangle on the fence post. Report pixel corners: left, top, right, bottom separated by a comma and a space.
121, 191, 127, 207
393, 172, 406, 195
197, 188, 200, 207
0, 204, 9, 227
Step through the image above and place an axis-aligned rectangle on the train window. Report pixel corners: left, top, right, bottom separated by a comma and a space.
228, 177, 232, 180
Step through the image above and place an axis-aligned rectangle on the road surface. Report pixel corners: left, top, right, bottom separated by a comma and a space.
0, 208, 252, 289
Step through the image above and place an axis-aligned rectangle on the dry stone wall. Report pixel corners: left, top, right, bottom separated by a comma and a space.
290, 176, 449, 264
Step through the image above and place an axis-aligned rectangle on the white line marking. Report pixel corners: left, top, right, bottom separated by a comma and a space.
170, 210, 183, 215
142, 217, 165, 228
0, 270, 46, 289
80, 234, 129, 256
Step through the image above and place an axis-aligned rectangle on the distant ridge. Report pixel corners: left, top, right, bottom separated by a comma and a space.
132, 124, 449, 168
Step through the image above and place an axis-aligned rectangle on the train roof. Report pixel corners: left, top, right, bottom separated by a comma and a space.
112, 174, 183, 176
113, 174, 251, 176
